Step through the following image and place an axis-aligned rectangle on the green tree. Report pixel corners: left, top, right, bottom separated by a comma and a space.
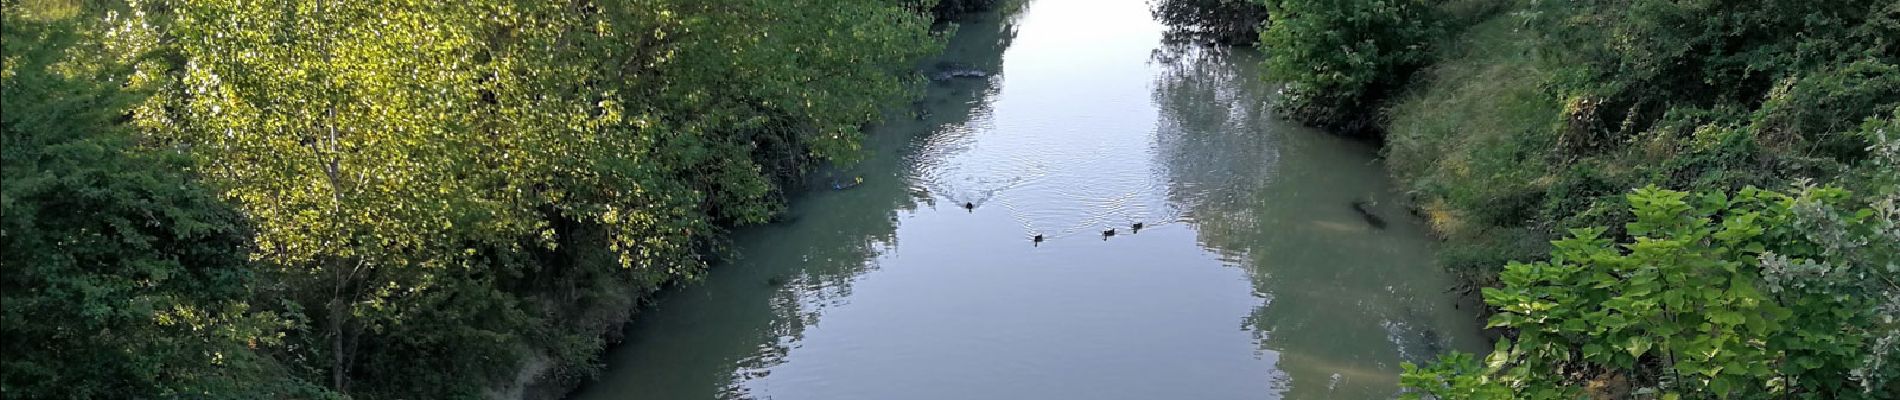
102, 0, 937, 396
1257, 0, 1439, 135
1, 4, 324, 397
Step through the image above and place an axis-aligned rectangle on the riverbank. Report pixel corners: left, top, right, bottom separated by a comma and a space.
1253, 0, 1900, 396
1379, 0, 1898, 287
505, 6, 1033, 400
4, 1, 966, 398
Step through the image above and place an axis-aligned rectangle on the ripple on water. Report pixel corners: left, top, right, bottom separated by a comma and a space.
907, 113, 1189, 240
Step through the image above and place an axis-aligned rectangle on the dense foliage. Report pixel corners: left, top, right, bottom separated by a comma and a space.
921, 0, 1015, 19
1256, 0, 1440, 135
1402, 185, 1899, 399
1246, 0, 1900, 397
3, 0, 950, 397
1385, 0, 1899, 273
2, 11, 325, 398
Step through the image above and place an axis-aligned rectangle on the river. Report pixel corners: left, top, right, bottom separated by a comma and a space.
570, 0, 1487, 398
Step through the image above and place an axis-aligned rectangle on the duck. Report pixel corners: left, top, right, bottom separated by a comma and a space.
1131, 222, 1144, 232
1102, 228, 1117, 239
1032, 234, 1045, 246
831, 176, 863, 190
962, 202, 975, 212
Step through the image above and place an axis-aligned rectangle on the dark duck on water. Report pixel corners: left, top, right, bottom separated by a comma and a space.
831, 176, 863, 190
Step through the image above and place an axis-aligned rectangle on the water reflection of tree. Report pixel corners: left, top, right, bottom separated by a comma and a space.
574, 8, 1028, 400
720, 9, 1029, 399
1148, 0, 1270, 45
1150, 42, 1457, 398
1149, 42, 1283, 263
1149, 41, 1314, 365
718, 184, 913, 399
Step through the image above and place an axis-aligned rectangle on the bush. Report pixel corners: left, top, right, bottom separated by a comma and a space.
1528, 0, 1899, 161
1381, 0, 1899, 273
1257, 0, 1441, 135
1403, 186, 1899, 399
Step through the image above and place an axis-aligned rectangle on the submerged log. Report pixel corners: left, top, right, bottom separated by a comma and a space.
1350, 200, 1387, 230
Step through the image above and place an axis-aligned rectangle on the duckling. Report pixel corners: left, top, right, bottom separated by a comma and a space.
1131, 222, 1144, 232
962, 202, 975, 212
1032, 234, 1045, 246
1102, 228, 1117, 240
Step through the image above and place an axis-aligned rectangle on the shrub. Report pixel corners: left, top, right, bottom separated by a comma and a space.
1403, 186, 1899, 399
1258, 0, 1441, 135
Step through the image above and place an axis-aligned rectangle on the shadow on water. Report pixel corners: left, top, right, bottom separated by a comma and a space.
1148, 43, 1281, 259
1148, 42, 1490, 398
568, 8, 1028, 400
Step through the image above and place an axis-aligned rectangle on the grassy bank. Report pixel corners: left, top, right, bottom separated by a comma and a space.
1384, 13, 1561, 276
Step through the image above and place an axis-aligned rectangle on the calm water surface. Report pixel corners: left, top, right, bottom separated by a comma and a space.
572, 0, 1486, 398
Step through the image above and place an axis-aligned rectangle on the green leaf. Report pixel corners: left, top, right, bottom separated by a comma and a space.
1625, 335, 1653, 358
